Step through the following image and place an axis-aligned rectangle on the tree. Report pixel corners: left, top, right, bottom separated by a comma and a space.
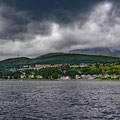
98, 68, 102, 75
95, 63, 100, 69
52, 72, 58, 79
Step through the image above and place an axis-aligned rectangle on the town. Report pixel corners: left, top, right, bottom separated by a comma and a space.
0, 62, 120, 81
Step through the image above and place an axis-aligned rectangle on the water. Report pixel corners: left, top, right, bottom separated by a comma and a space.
0, 81, 120, 120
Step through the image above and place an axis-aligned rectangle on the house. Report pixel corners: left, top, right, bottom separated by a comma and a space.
52, 64, 62, 68
75, 75, 81, 79
81, 75, 87, 79
70, 64, 88, 68
93, 75, 98, 78
70, 65, 80, 68
23, 65, 30, 68
28, 64, 63, 70
35, 64, 51, 69
20, 72, 26, 79
36, 75, 43, 79
61, 76, 71, 80
104, 74, 110, 78
88, 76, 96, 80
111, 75, 118, 79
20, 75, 26, 79
81, 75, 96, 79
79, 64, 88, 68
29, 75, 34, 79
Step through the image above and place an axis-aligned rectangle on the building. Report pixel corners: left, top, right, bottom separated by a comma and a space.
61, 76, 71, 80
29, 75, 34, 79
88, 76, 96, 80
75, 75, 81, 79
26, 64, 63, 70
81, 75, 87, 79
70, 65, 80, 68
35, 64, 51, 69
52, 64, 62, 68
111, 75, 118, 79
70, 64, 88, 68
36, 75, 43, 79
20, 75, 26, 79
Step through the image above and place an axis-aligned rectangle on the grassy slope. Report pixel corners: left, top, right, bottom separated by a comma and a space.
91, 65, 120, 74
0, 54, 120, 69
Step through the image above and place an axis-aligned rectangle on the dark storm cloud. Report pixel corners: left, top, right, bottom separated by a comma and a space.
0, 0, 102, 41
0, 0, 115, 40
0, 3, 30, 40
0, 0, 120, 60
2, 0, 105, 26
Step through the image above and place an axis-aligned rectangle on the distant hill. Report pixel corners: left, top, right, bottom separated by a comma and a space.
0, 54, 120, 70
69, 47, 120, 57
39, 53, 65, 58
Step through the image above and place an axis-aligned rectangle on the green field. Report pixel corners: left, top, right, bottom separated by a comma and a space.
90, 65, 120, 74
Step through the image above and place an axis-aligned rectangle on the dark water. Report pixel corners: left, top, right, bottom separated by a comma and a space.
0, 81, 120, 120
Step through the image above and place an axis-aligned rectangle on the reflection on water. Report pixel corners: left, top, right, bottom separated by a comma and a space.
0, 81, 120, 120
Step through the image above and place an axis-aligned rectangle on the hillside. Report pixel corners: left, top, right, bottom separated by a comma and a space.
0, 54, 120, 70
39, 53, 65, 58
69, 47, 120, 57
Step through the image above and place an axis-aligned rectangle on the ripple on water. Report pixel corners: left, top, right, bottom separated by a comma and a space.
0, 81, 120, 120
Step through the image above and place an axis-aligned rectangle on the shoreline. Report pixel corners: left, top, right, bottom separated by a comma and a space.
1, 79, 120, 82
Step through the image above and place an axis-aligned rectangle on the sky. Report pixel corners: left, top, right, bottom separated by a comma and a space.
0, 0, 120, 60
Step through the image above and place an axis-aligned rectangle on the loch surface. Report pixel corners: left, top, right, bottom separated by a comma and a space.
0, 81, 120, 120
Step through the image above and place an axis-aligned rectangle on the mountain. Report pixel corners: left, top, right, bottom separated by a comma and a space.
0, 54, 120, 70
69, 47, 120, 57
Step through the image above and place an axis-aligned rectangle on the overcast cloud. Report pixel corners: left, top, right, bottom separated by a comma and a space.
0, 0, 120, 60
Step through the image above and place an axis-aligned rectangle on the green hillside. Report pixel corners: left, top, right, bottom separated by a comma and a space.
0, 54, 120, 70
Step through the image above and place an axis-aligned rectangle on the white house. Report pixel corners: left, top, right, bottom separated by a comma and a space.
29, 75, 34, 79
36, 75, 43, 79
20, 75, 26, 79
81, 75, 87, 79
75, 75, 81, 79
